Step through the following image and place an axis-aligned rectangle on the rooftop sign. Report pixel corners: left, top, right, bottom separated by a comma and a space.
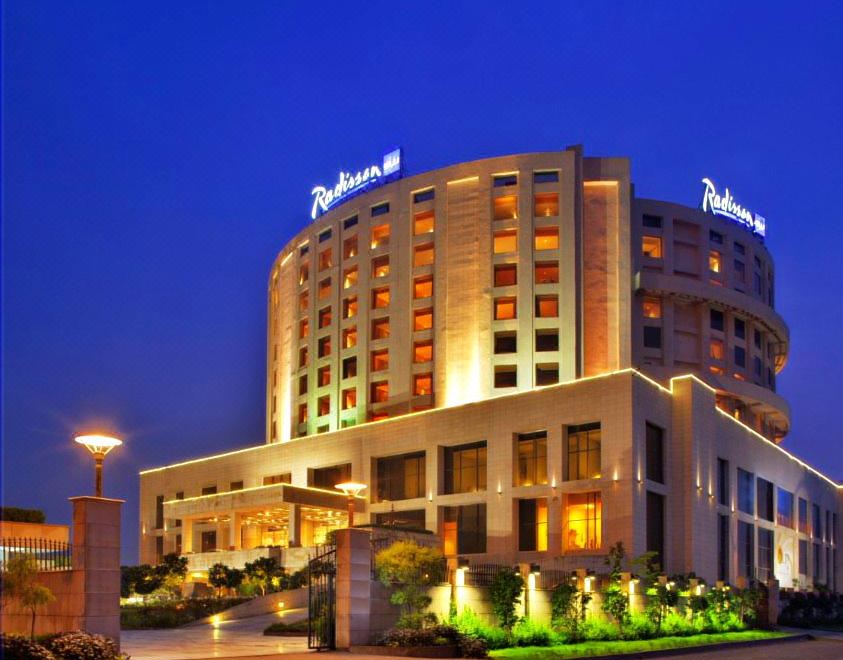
311, 148, 403, 220
700, 177, 766, 238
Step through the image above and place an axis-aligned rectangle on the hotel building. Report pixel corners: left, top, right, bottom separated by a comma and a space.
139, 146, 840, 588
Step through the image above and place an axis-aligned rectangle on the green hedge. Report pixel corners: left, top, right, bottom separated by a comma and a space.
120, 598, 249, 629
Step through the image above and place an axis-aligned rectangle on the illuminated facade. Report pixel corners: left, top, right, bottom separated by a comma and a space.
140, 147, 839, 589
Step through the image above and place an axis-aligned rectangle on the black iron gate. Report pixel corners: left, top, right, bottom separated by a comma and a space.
307, 544, 337, 650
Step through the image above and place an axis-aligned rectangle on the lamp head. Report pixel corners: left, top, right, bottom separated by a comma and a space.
334, 481, 367, 498
75, 434, 123, 457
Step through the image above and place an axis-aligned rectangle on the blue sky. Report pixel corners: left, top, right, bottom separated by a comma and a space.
3, 1, 843, 562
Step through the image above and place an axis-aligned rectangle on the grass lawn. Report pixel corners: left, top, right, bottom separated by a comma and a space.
490, 631, 791, 659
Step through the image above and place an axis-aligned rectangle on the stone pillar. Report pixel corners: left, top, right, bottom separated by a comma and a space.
230, 513, 242, 551
763, 578, 780, 627
182, 518, 194, 554
70, 496, 123, 645
288, 504, 301, 547
335, 527, 372, 649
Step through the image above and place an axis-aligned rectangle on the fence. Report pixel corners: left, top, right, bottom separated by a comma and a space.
1, 537, 72, 572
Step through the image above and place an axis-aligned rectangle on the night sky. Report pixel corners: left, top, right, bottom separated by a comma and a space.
4, 2, 843, 563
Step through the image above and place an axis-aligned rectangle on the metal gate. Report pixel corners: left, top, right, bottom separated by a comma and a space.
307, 545, 337, 650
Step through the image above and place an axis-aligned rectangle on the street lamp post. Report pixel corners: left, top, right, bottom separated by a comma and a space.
74, 434, 123, 497
334, 481, 367, 527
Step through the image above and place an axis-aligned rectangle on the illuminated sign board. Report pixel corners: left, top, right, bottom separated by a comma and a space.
700, 177, 766, 238
311, 148, 403, 220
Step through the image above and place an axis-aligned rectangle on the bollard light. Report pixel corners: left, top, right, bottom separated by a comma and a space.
75, 434, 122, 497
334, 481, 367, 527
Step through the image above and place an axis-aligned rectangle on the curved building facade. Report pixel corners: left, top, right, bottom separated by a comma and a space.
266, 147, 787, 444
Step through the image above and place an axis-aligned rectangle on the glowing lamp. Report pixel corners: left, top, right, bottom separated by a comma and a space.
334, 481, 367, 527
74, 434, 122, 497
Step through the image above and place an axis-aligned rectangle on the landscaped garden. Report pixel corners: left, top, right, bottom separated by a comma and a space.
369, 540, 789, 658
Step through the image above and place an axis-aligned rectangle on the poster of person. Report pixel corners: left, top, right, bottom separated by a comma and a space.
775, 530, 796, 586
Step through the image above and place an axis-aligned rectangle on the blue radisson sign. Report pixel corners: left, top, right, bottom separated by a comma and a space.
310, 148, 403, 220
700, 177, 766, 238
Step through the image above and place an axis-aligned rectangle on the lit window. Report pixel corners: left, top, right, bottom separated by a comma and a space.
710, 339, 725, 361
299, 374, 307, 395
342, 356, 357, 379
318, 365, 331, 387
318, 336, 331, 358
642, 297, 662, 319
317, 395, 330, 417
371, 381, 389, 403
342, 387, 357, 410
535, 262, 559, 284
298, 403, 308, 425
370, 411, 389, 422
709, 250, 722, 273
413, 373, 433, 396
372, 287, 390, 309
642, 236, 662, 259
343, 236, 358, 259
299, 264, 309, 285
566, 423, 601, 481
319, 248, 332, 271
494, 365, 517, 388
414, 210, 435, 234
493, 195, 518, 221
494, 264, 517, 287
299, 319, 309, 339
318, 278, 331, 300
371, 223, 390, 249
515, 431, 548, 487
493, 230, 517, 254
534, 193, 559, 217
565, 492, 602, 550
413, 340, 433, 363
372, 255, 390, 278
343, 266, 358, 289
413, 275, 433, 299
342, 326, 357, 349
535, 295, 558, 318
299, 346, 308, 368
414, 244, 434, 267
535, 227, 559, 250
371, 317, 390, 340
519, 498, 548, 552
299, 291, 309, 312
343, 296, 358, 319
371, 349, 389, 372
444, 442, 487, 493
318, 307, 332, 328
494, 297, 517, 320
414, 309, 433, 331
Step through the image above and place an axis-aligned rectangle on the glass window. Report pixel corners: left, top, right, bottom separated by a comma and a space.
414, 275, 433, 299
343, 215, 358, 230
734, 259, 746, 283
534, 193, 559, 217
533, 170, 559, 183
799, 497, 809, 535
263, 473, 291, 486
300, 243, 309, 256
738, 468, 755, 514
444, 442, 487, 494
317, 395, 330, 416
709, 250, 722, 273
566, 423, 601, 481
718, 514, 729, 581
317, 336, 331, 358
341, 387, 356, 410
342, 356, 357, 379
371, 223, 390, 248
646, 491, 665, 565
318, 229, 332, 243
813, 504, 823, 539
643, 214, 662, 228
757, 478, 774, 521
413, 340, 433, 363
371, 317, 390, 340
493, 174, 517, 187
515, 431, 547, 487
494, 332, 517, 354
643, 326, 662, 349
343, 296, 358, 319
642, 297, 662, 319
298, 374, 307, 395
710, 339, 725, 361
371, 349, 389, 372
298, 403, 308, 425
758, 528, 774, 583
371, 202, 390, 217
495, 297, 517, 320
318, 306, 332, 328
372, 287, 390, 309
717, 458, 730, 506
318, 278, 331, 300
710, 230, 723, 244
414, 210, 435, 234
535, 227, 559, 250
494, 264, 517, 287
155, 495, 164, 529
299, 263, 309, 285
777, 488, 794, 528
738, 521, 754, 578
443, 504, 486, 555
642, 236, 662, 258
535, 295, 558, 318
413, 373, 433, 396
536, 364, 558, 386
414, 188, 435, 204
343, 266, 358, 289
342, 326, 357, 349
494, 229, 517, 253
494, 365, 517, 388
565, 492, 602, 550
372, 255, 389, 278
370, 380, 389, 403
310, 463, 352, 489
343, 235, 358, 259
535, 262, 559, 284
319, 248, 332, 271
734, 346, 746, 368
317, 365, 330, 387
735, 317, 746, 340
299, 346, 309, 368
299, 291, 309, 312
414, 308, 433, 331
414, 243, 434, 267
376, 452, 425, 502
711, 309, 725, 332
493, 195, 518, 221
299, 319, 309, 339
518, 498, 548, 552
646, 422, 664, 484
799, 538, 808, 575
535, 329, 558, 352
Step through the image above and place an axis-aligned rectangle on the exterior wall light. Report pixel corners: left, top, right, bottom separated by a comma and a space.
530, 563, 541, 575
334, 481, 367, 527
74, 434, 123, 497
457, 557, 470, 571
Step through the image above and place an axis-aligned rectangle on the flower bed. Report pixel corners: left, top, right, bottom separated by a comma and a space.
1, 631, 124, 660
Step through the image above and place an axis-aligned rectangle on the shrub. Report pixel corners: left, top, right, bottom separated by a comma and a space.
120, 597, 249, 629
511, 618, 556, 647
264, 620, 309, 635
458, 635, 488, 658
0, 633, 56, 660
375, 541, 444, 629
550, 581, 590, 641
660, 612, 695, 637
489, 569, 524, 632
378, 624, 460, 647
580, 618, 620, 641
46, 631, 120, 660
449, 607, 509, 649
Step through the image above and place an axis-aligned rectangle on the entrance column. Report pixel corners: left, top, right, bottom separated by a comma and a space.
182, 518, 194, 554
288, 504, 301, 547
230, 512, 242, 551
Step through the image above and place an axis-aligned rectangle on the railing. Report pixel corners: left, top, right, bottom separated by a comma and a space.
0, 538, 72, 571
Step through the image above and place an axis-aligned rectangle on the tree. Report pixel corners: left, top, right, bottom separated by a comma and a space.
208, 563, 229, 597
2, 555, 56, 639
125, 564, 163, 596
375, 541, 444, 629
489, 569, 524, 633
550, 581, 591, 641
155, 553, 188, 598
244, 557, 281, 596
225, 567, 244, 593
601, 541, 630, 632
